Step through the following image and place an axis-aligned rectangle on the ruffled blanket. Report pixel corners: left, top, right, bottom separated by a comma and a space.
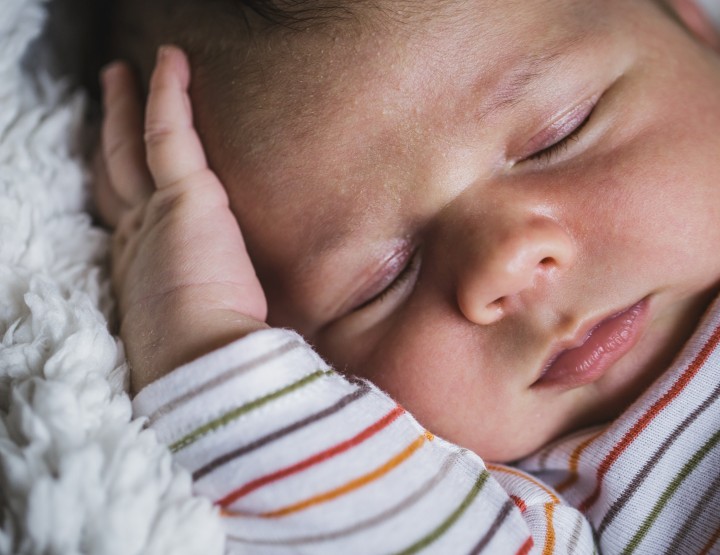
0, 1, 225, 553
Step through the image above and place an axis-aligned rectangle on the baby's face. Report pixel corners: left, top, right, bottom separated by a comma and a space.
195, 0, 720, 461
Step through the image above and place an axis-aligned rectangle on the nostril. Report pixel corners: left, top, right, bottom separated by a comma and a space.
489, 297, 505, 311
540, 257, 554, 267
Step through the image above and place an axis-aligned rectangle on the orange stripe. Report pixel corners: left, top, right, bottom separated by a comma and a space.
224, 431, 433, 519
542, 503, 556, 555
510, 495, 527, 513
487, 464, 560, 504
515, 537, 534, 555
555, 430, 604, 493
700, 525, 720, 555
216, 404, 405, 507
580, 323, 720, 513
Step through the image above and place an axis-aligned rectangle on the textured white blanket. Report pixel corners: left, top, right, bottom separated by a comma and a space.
0, 1, 225, 553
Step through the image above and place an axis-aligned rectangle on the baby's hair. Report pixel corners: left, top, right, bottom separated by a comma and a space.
111, 0, 356, 89
234, 0, 355, 27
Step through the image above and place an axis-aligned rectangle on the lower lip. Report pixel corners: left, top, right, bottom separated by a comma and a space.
533, 299, 650, 389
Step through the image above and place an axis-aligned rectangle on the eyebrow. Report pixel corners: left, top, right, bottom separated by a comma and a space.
477, 38, 585, 120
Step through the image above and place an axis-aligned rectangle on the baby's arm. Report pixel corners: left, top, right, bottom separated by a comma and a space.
96, 47, 596, 554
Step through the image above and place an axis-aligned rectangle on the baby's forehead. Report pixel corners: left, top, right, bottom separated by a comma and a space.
199, 0, 600, 157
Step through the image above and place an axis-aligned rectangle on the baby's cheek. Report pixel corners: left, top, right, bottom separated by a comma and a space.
357, 324, 537, 462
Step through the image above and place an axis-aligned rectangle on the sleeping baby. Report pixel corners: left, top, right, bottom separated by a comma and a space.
94, 0, 720, 552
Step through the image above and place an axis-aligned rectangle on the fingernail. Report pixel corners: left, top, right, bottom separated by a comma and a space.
157, 45, 172, 63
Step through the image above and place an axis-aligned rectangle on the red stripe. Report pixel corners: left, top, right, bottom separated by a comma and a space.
579, 323, 720, 513
216, 405, 406, 507
515, 537, 534, 555
510, 495, 527, 513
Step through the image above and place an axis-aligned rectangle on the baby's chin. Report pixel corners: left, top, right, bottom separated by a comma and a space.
467, 435, 550, 464
451, 393, 614, 463
445, 417, 566, 464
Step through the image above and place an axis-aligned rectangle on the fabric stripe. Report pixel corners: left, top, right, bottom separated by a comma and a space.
579, 323, 720, 513
597, 381, 720, 537
665, 469, 720, 554
390, 470, 490, 555
169, 369, 331, 452
535, 426, 604, 472
542, 503, 556, 555
217, 404, 407, 508
537, 443, 555, 470
227, 450, 464, 546
467, 499, 514, 555
486, 464, 561, 504
486, 465, 559, 553
510, 495, 527, 513
700, 525, 720, 555
566, 512, 586, 555
257, 431, 434, 519
555, 430, 603, 493
193, 382, 371, 481
515, 537, 534, 555
620, 428, 720, 555
146, 340, 302, 426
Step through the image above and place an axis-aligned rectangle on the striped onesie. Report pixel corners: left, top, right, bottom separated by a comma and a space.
133, 295, 720, 554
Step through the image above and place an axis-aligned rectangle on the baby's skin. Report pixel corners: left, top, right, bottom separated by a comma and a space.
96, 0, 720, 463
95, 47, 268, 392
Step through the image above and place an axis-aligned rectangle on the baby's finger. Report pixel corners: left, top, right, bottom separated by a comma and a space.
101, 62, 154, 206
144, 46, 208, 189
91, 148, 125, 228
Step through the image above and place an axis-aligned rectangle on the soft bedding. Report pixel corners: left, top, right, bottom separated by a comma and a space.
0, 1, 225, 553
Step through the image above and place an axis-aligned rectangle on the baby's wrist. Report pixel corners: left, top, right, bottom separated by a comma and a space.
121, 294, 268, 395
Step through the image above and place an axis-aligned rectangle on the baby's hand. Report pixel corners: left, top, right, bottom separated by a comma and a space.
94, 46, 268, 394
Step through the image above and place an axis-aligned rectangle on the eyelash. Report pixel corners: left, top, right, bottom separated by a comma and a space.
356, 250, 420, 311
526, 106, 595, 164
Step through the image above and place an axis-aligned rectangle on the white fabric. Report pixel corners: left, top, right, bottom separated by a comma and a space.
0, 1, 225, 553
698, 0, 720, 27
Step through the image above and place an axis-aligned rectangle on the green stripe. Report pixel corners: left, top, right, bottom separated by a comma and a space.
621, 428, 720, 555
391, 470, 490, 555
170, 369, 332, 452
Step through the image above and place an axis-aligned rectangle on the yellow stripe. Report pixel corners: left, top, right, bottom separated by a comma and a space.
260, 431, 434, 518
487, 464, 559, 552
556, 430, 603, 493
486, 463, 560, 504
542, 502, 556, 555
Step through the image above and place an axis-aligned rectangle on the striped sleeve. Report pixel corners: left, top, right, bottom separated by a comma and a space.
132, 328, 596, 555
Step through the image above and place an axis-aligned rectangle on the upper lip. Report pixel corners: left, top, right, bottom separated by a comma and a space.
533, 302, 638, 384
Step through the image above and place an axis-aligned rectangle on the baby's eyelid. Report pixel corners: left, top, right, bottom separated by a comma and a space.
353, 248, 421, 313
517, 94, 600, 162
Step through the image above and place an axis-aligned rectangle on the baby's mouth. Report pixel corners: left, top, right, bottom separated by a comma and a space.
532, 298, 651, 389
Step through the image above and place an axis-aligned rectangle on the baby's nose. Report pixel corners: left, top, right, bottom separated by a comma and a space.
455, 217, 575, 325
